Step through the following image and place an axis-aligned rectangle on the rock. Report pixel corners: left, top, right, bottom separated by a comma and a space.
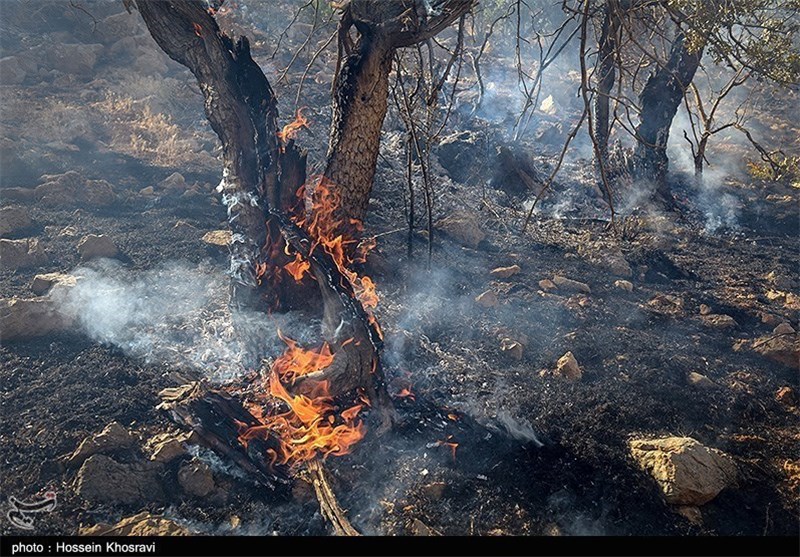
554, 351, 582, 381
94, 12, 144, 46
751, 330, 799, 369
0, 297, 69, 340
39, 43, 103, 77
67, 422, 135, 468
80, 512, 188, 536
646, 294, 684, 317
687, 372, 715, 389
139, 185, 155, 196
699, 304, 712, 316
31, 273, 77, 296
552, 275, 591, 294
436, 211, 486, 248
202, 230, 232, 247
77, 234, 118, 261
475, 290, 499, 308
0, 206, 33, 237
147, 433, 190, 463
775, 386, 797, 407
0, 56, 26, 84
614, 280, 633, 292
160, 172, 188, 192
675, 506, 703, 525
629, 437, 737, 505
420, 481, 446, 501
178, 458, 215, 498
766, 270, 794, 290
0, 238, 42, 271
35, 171, 116, 208
76, 454, 164, 505
538, 279, 557, 292
435, 131, 484, 184
773, 322, 795, 335
500, 338, 524, 361
490, 264, 521, 279
409, 518, 440, 536
602, 252, 632, 278
701, 314, 738, 330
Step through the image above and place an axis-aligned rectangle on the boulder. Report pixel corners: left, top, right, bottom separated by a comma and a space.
178, 458, 215, 498
475, 290, 499, 308
435, 212, 485, 248
31, 272, 77, 296
687, 372, 715, 389
0, 238, 43, 271
700, 314, 738, 330
0, 56, 26, 85
77, 234, 118, 261
202, 230, 232, 247
75, 454, 164, 506
614, 279, 633, 293
67, 422, 136, 468
554, 351, 582, 381
552, 275, 591, 294
80, 512, 188, 536
0, 297, 69, 340
490, 265, 521, 279
629, 437, 737, 505
159, 172, 188, 193
0, 206, 33, 237
751, 329, 799, 369
34, 171, 116, 208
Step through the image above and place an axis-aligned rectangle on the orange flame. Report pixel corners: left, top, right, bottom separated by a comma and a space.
283, 252, 311, 283
192, 22, 203, 37
277, 108, 309, 144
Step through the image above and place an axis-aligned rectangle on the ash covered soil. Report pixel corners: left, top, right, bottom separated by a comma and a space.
1, 1, 799, 537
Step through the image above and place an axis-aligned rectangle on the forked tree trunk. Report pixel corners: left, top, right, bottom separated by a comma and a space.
633, 31, 703, 201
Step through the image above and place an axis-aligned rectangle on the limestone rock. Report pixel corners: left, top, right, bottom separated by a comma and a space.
0, 297, 69, 340
178, 458, 215, 498
160, 172, 188, 193
552, 275, 591, 294
555, 351, 582, 381
475, 290, 499, 308
490, 265, 521, 279
629, 437, 737, 505
0, 206, 33, 237
31, 273, 77, 296
76, 454, 164, 505
614, 280, 633, 293
139, 185, 155, 196
0, 238, 43, 271
701, 314, 738, 330
80, 512, 188, 536
77, 234, 118, 261
67, 422, 136, 468
436, 212, 486, 248
202, 230, 232, 247
687, 372, 715, 389
146, 432, 190, 463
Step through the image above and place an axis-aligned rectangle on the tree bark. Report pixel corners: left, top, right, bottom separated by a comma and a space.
633, 30, 703, 201
594, 1, 618, 164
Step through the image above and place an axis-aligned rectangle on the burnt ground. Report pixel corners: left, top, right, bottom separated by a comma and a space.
1, 0, 799, 538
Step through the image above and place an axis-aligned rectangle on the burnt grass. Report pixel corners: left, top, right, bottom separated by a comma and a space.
1, 0, 799, 538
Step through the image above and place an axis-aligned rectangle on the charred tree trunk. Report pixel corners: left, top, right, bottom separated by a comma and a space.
594, 1, 618, 164
322, 0, 475, 238
633, 31, 703, 201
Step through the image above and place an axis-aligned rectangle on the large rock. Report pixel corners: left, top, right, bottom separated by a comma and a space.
202, 230, 232, 247
436, 211, 486, 248
0, 56, 26, 85
0, 238, 43, 271
554, 351, 582, 381
0, 297, 69, 340
490, 265, 521, 279
0, 206, 33, 237
178, 458, 215, 498
77, 234, 118, 261
751, 328, 799, 369
67, 422, 136, 468
80, 512, 189, 536
551, 275, 591, 294
76, 454, 164, 506
31, 272, 77, 296
35, 171, 116, 208
629, 437, 737, 505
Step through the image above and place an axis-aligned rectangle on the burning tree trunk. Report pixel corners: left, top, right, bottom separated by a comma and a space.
323, 0, 475, 237
633, 30, 703, 200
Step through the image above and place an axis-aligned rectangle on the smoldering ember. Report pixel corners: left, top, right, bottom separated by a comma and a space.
0, 0, 797, 547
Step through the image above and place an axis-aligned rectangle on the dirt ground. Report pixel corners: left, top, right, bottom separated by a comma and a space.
1, 0, 798, 538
